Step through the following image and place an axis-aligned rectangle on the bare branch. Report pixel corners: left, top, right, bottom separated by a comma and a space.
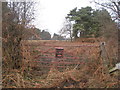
93, 0, 120, 21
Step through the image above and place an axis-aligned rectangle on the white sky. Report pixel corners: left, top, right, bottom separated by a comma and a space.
33, 0, 96, 35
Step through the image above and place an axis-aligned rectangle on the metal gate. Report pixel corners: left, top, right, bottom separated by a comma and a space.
21, 41, 100, 78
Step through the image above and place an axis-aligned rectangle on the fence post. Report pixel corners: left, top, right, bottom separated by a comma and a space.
100, 42, 109, 74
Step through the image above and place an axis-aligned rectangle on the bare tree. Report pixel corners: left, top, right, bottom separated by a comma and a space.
2, 1, 37, 69
92, 0, 120, 21
59, 19, 73, 41
8, 1, 36, 25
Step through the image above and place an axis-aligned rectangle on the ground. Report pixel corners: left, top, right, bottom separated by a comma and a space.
2, 39, 119, 88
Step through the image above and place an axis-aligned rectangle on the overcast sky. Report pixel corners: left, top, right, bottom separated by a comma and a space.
33, 0, 96, 35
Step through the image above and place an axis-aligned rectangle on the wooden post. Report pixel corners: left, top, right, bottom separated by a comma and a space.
100, 42, 109, 74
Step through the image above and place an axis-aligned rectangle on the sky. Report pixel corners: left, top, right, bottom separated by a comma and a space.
33, 0, 96, 35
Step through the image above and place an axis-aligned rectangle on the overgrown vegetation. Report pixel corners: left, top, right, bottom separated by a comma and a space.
2, 0, 119, 88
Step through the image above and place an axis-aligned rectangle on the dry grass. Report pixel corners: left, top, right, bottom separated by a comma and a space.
2, 39, 119, 88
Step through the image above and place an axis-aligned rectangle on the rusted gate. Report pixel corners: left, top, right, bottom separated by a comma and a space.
21, 41, 103, 77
